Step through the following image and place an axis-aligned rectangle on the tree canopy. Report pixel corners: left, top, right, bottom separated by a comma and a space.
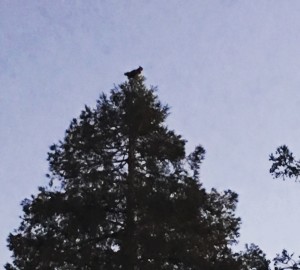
6, 76, 269, 269
269, 145, 300, 270
270, 145, 300, 180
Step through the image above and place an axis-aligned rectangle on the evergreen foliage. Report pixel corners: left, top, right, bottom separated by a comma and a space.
238, 244, 270, 270
6, 76, 268, 269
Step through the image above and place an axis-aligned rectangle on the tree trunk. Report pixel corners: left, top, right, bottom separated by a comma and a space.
122, 133, 137, 270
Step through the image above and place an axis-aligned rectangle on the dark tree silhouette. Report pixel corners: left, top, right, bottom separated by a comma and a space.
270, 145, 300, 180
269, 146, 300, 270
273, 250, 300, 270
6, 75, 268, 269
238, 244, 270, 270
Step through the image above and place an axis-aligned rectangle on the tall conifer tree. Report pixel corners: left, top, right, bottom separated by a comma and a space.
6, 76, 248, 269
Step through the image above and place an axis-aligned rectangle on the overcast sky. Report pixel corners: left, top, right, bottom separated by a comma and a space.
2, 0, 300, 266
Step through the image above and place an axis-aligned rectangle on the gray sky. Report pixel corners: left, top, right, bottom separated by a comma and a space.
2, 0, 300, 266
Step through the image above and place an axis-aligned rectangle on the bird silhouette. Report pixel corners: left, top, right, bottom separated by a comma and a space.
124, 66, 143, 79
